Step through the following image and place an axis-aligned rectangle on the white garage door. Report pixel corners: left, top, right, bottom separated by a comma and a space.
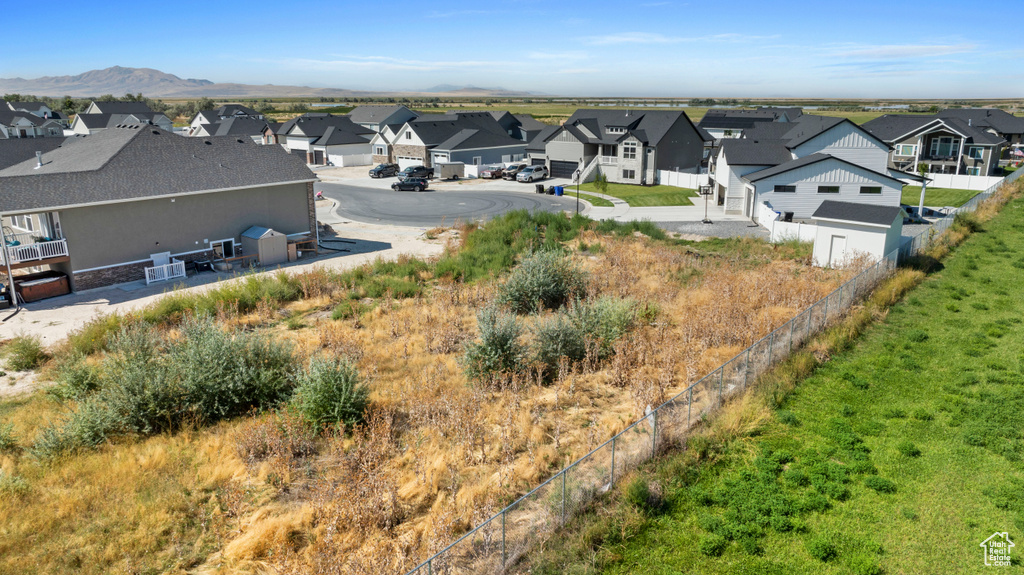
397, 156, 422, 170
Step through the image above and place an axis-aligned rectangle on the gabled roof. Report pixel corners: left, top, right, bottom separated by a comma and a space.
75, 112, 170, 130
405, 112, 518, 148
209, 117, 269, 137
514, 114, 545, 131
0, 125, 316, 214
561, 109, 696, 147
241, 225, 284, 239
743, 152, 904, 186
6, 101, 49, 113
527, 125, 560, 153
313, 125, 372, 146
347, 105, 416, 125
863, 114, 1006, 146
434, 128, 524, 151
0, 137, 67, 170
779, 115, 847, 147
812, 200, 904, 227
215, 104, 259, 117
0, 110, 43, 127
283, 115, 374, 139
720, 138, 793, 165
698, 107, 802, 130
87, 101, 155, 115
938, 108, 1024, 136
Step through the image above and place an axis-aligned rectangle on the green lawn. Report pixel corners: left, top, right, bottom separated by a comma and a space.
529, 194, 1024, 574
902, 186, 980, 208
577, 182, 698, 207
569, 191, 614, 208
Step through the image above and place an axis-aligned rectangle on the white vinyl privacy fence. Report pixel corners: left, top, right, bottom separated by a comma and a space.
404, 171, 1020, 575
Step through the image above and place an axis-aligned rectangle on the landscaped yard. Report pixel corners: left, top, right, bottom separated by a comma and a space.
569, 191, 614, 208
577, 182, 698, 207
902, 185, 979, 208
525, 184, 1024, 575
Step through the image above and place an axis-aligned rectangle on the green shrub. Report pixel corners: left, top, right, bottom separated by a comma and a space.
32, 317, 295, 458
625, 476, 664, 515
850, 555, 883, 575
864, 476, 897, 493
0, 471, 29, 499
331, 300, 368, 320
699, 533, 728, 557
806, 536, 838, 561
292, 355, 369, 432
66, 313, 127, 356
0, 422, 18, 452
2, 335, 48, 371
533, 313, 587, 379
463, 306, 527, 386
896, 440, 922, 457
566, 296, 636, 359
48, 353, 102, 401
497, 250, 588, 314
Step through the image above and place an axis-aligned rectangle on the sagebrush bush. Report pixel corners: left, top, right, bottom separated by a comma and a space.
292, 355, 369, 432
498, 250, 588, 314
0, 422, 18, 452
566, 296, 636, 358
0, 471, 29, 499
48, 353, 101, 401
235, 410, 318, 468
31, 316, 296, 458
463, 306, 527, 386
625, 476, 664, 516
2, 335, 48, 371
533, 313, 587, 378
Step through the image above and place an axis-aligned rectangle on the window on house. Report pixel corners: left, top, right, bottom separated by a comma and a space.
818, 186, 840, 194
967, 167, 982, 176
405, 132, 411, 139
895, 144, 917, 156
211, 240, 235, 259
375, 146, 385, 155
774, 185, 796, 193
607, 127, 625, 134
929, 136, 960, 158
604, 145, 617, 157
623, 141, 637, 160
967, 146, 983, 160
860, 186, 882, 194
623, 169, 636, 179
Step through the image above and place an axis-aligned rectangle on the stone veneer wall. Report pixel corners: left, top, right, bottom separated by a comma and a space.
72, 250, 214, 291
392, 144, 430, 167
306, 182, 317, 240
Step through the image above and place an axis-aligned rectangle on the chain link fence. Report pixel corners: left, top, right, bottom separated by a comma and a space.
406, 173, 1020, 575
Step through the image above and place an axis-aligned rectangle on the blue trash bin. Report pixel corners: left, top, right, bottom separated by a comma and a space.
554, 186, 563, 196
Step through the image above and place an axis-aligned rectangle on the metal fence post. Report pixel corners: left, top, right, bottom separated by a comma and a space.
743, 347, 751, 389
561, 470, 566, 526
788, 318, 795, 353
851, 274, 857, 300
501, 511, 506, 567
807, 303, 813, 337
823, 291, 829, 324
610, 436, 616, 486
768, 331, 775, 366
652, 408, 658, 456
687, 387, 693, 427
428, 559, 432, 575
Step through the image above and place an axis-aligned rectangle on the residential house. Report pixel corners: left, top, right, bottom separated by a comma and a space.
712, 114, 900, 219
697, 107, 802, 141
191, 117, 270, 144
0, 125, 317, 293
937, 108, 1024, 147
347, 105, 418, 132
863, 113, 1007, 176
391, 112, 526, 169
0, 110, 65, 139
529, 109, 707, 183
71, 101, 173, 135
4, 101, 69, 127
189, 104, 265, 136
277, 115, 376, 165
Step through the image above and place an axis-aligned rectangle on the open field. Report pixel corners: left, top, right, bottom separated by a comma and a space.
523, 180, 1024, 574
577, 182, 698, 207
0, 212, 854, 574
902, 186, 979, 208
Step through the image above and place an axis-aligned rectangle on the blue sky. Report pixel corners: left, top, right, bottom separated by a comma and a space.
3, 0, 1021, 97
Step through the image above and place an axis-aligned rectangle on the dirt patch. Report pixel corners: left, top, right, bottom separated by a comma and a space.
0, 369, 48, 399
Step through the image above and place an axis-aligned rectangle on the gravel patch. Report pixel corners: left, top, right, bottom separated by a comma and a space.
656, 220, 770, 240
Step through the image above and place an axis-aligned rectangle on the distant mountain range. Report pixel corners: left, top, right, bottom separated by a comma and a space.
0, 66, 535, 98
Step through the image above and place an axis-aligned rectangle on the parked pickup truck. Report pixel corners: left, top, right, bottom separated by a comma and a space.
480, 165, 503, 179
398, 165, 434, 180
369, 163, 399, 178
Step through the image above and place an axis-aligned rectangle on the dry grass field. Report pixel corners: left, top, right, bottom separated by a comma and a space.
0, 220, 857, 574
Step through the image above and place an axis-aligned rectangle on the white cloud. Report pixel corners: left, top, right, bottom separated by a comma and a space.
831, 43, 976, 59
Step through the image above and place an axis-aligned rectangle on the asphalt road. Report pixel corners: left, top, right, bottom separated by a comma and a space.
317, 182, 581, 227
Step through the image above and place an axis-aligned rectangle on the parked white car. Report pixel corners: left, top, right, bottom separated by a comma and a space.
516, 165, 548, 182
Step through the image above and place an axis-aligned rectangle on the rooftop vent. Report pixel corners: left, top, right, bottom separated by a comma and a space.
34, 151, 42, 169
204, 141, 212, 145
152, 130, 160, 135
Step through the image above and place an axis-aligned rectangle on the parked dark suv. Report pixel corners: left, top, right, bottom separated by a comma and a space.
398, 165, 434, 180
369, 163, 399, 178
392, 177, 430, 192
502, 163, 528, 180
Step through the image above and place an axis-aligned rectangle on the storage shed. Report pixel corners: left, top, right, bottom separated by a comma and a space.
811, 201, 904, 268
241, 226, 288, 266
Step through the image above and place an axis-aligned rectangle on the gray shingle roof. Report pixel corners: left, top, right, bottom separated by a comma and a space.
697, 107, 802, 130
863, 114, 1007, 146
284, 115, 374, 139
76, 112, 170, 129
0, 125, 315, 214
215, 104, 259, 117
6, 101, 49, 113
0, 110, 43, 127
347, 105, 416, 124
513, 114, 545, 131
313, 125, 372, 146
527, 125, 559, 153
434, 128, 523, 151
779, 115, 847, 147
743, 153, 904, 185
562, 109, 696, 147
937, 108, 1024, 136
88, 101, 155, 115
812, 200, 904, 227
720, 138, 793, 165
210, 117, 270, 137
0, 137, 67, 170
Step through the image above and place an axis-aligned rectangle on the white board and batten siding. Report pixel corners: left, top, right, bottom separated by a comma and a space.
752, 158, 901, 220
791, 122, 889, 173
811, 218, 902, 268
